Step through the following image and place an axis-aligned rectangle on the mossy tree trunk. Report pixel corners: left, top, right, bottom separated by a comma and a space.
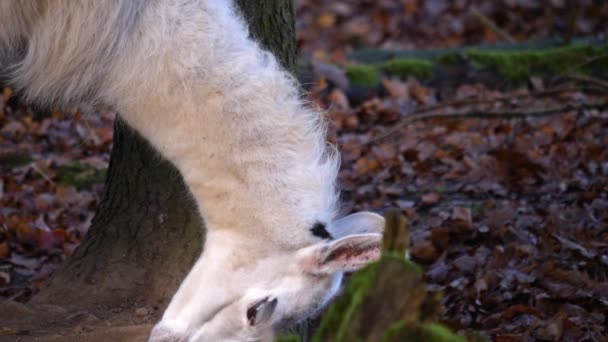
34, 0, 297, 320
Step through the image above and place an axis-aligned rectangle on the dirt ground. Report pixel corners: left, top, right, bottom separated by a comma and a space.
0, 300, 152, 341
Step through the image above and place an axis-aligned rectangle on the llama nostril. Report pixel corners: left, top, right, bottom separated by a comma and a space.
247, 297, 278, 326
247, 297, 269, 325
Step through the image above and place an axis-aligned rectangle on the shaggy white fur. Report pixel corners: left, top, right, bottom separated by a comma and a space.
0, 1, 385, 340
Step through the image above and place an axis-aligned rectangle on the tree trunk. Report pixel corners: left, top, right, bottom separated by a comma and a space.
33, 118, 204, 312
236, 0, 296, 74
27, 0, 297, 329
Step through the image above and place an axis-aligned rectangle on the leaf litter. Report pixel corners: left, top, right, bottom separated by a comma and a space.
1, 1, 608, 339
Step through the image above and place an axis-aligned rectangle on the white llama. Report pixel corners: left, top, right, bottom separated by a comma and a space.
0, 1, 385, 340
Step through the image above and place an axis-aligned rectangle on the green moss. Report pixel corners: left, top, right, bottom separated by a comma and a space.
341, 43, 608, 86
381, 321, 408, 342
345, 59, 433, 83
314, 255, 425, 342
433, 186, 448, 194
55, 162, 107, 190
0, 153, 32, 171
436, 52, 460, 65
375, 58, 433, 79
469, 204, 483, 216
420, 323, 467, 342
465, 45, 608, 82
313, 260, 380, 342
345, 64, 380, 87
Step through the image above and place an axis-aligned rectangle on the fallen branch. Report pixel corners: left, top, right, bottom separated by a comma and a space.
31, 163, 55, 185
566, 74, 608, 90
364, 100, 608, 145
408, 85, 592, 113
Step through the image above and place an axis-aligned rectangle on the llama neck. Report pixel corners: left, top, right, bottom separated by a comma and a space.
110, 0, 339, 248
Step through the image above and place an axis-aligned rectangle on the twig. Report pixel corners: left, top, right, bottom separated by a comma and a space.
566, 74, 608, 90
7, 289, 26, 302
379, 85, 584, 121
362, 86, 595, 146
364, 100, 608, 145
470, 8, 515, 44
422, 85, 588, 113
31, 163, 55, 185
382, 208, 409, 257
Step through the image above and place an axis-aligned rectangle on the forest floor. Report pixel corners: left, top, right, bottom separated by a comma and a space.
1, 1, 608, 341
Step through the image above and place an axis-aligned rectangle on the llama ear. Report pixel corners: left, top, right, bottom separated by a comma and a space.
300, 233, 382, 275
328, 212, 385, 239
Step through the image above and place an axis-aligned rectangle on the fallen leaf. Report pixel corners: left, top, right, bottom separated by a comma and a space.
411, 241, 438, 263
421, 192, 441, 205
452, 207, 472, 230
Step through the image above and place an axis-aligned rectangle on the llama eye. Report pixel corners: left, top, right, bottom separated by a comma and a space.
247, 297, 278, 326
310, 222, 332, 239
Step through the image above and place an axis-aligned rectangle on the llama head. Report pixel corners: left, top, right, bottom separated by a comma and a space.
150, 211, 384, 342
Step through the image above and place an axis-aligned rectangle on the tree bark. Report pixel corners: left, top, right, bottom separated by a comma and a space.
32, 0, 298, 324
236, 0, 296, 74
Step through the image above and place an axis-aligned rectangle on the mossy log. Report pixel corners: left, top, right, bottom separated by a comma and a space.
346, 37, 607, 64
336, 39, 608, 90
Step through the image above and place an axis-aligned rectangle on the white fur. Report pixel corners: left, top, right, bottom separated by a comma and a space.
0, 1, 385, 340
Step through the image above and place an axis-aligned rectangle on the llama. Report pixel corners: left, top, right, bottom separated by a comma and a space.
0, 1, 385, 341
